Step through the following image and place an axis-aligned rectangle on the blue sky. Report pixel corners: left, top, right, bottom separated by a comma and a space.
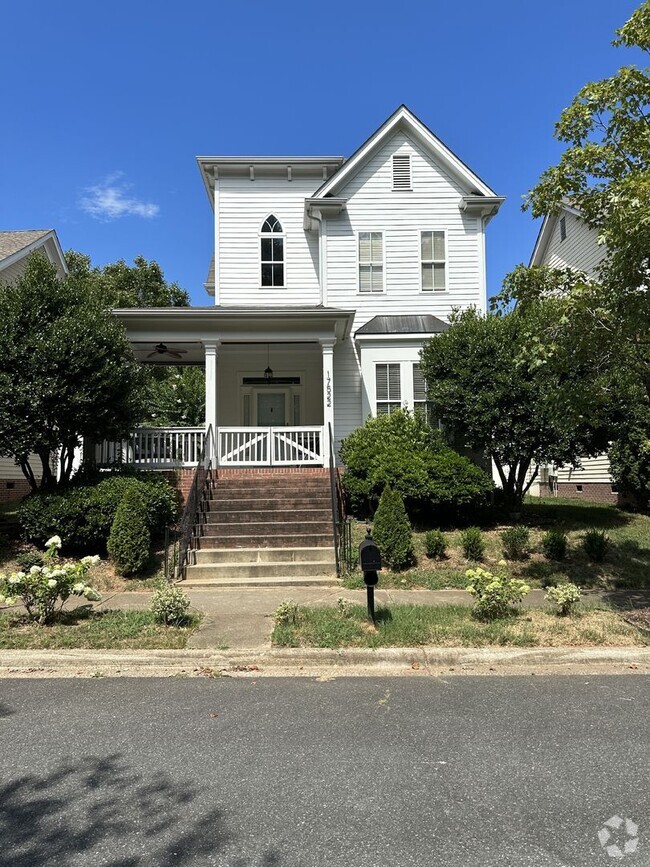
0, 0, 642, 304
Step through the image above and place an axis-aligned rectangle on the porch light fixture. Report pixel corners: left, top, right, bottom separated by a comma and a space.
264, 344, 274, 383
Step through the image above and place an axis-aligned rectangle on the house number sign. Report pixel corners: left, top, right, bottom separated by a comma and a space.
326, 371, 332, 407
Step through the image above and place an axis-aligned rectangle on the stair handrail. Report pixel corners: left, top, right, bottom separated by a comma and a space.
165, 425, 214, 581
328, 422, 351, 576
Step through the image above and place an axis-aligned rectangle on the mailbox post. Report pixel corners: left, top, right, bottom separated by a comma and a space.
359, 528, 382, 624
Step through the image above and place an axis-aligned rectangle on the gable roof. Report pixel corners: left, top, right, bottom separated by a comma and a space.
313, 105, 499, 200
0, 229, 68, 278
529, 201, 582, 266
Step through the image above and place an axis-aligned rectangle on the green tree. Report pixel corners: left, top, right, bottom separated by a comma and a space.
514, 2, 650, 505
0, 255, 146, 490
419, 306, 610, 509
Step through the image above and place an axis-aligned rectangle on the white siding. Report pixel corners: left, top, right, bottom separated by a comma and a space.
554, 454, 613, 484
217, 177, 321, 305
0, 456, 29, 481
0, 257, 30, 285
542, 211, 605, 278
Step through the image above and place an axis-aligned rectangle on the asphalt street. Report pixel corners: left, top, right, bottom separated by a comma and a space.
0, 676, 647, 866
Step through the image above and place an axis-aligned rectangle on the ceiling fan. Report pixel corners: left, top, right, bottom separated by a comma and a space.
146, 342, 188, 360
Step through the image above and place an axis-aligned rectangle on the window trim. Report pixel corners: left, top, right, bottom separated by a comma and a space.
357, 230, 386, 295
419, 228, 448, 293
374, 361, 402, 415
259, 214, 286, 289
392, 153, 412, 191
559, 216, 567, 242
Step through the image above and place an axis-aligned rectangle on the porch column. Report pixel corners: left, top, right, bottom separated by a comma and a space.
320, 338, 335, 465
203, 340, 219, 460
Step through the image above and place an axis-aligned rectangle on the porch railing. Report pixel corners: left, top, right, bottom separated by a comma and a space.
96, 427, 205, 468
218, 426, 324, 467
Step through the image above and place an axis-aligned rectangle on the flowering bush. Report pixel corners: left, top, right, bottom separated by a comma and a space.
274, 600, 300, 627
466, 562, 530, 620
0, 537, 101, 625
545, 582, 582, 616
150, 582, 190, 625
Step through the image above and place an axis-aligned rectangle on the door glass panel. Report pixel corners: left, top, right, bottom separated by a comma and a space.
257, 392, 285, 426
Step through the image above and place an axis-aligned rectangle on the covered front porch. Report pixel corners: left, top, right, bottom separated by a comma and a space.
100, 306, 353, 469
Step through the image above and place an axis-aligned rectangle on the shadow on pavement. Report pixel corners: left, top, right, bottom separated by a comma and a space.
0, 753, 281, 866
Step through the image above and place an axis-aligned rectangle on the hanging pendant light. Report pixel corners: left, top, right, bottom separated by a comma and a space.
264, 343, 273, 383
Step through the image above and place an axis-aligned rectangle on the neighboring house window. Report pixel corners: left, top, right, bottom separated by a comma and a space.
559, 216, 567, 242
359, 232, 384, 293
376, 363, 401, 414
413, 363, 431, 422
421, 230, 446, 291
261, 215, 284, 287
392, 154, 411, 190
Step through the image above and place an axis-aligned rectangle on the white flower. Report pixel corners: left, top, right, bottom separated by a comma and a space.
8, 575, 20, 585
81, 555, 101, 567
29, 565, 42, 575
72, 582, 86, 595
45, 535, 62, 550
4, 597, 16, 606
0, 595, 4, 605
47, 579, 57, 589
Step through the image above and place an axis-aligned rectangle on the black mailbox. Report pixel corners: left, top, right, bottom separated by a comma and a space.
359, 529, 382, 573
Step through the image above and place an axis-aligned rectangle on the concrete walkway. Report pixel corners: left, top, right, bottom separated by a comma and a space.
93, 586, 609, 650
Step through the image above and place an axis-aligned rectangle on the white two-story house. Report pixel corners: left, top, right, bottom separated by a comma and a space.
113, 105, 503, 471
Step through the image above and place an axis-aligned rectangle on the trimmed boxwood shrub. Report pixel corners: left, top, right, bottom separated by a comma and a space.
372, 486, 414, 571
542, 529, 568, 561
583, 529, 609, 562
460, 527, 485, 561
107, 487, 151, 576
18, 472, 178, 553
340, 409, 493, 518
500, 526, 530, 560
424, 529, 447, 560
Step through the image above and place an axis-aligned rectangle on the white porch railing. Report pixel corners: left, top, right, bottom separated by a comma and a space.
97, 426, 325, 468
96, 427, 205, 468
217, 426, 324, 467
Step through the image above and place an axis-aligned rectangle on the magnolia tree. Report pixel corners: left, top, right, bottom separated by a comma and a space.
419, 306, 611, 508
0, 255, 146, 490
0, 536, 101, 625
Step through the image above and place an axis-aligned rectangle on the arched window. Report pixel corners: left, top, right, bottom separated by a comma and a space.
260, 215, 284, 287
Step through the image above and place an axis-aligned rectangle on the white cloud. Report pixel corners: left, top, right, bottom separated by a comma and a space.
80, 172, 159, 221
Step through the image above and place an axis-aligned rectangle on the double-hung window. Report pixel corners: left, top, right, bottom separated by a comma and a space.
261, 215, 284, 287
375, 363, 401, 415
359, 232, 383, 293
421, 230, 446, 291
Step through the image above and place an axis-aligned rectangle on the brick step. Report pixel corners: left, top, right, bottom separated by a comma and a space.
184, 560, 336, 581
196, 533, 334, 549
201, 519, 333, 535
182, 575, 338, 589
211, 485, 330, 497
204, 509, 332, 525
193, 547, 336, 565
206, 497, 332, 511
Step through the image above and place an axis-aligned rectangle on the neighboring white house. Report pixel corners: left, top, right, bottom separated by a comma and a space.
0, 230, 68, 501
529, 202, 618, 504
111, 105, 503, 471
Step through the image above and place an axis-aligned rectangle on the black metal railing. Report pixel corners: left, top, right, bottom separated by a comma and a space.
328, 423, 353, 575
164, 425, 214, 581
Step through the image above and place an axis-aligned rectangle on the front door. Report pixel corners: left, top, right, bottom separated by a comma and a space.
257, 391, 286, 426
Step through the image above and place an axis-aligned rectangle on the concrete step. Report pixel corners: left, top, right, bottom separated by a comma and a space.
204, 509, 332, 525
201, 520, 333, 535
196, 533, 334, 549
181, 575, 338, 588
193, 547, 336, 565
184, 560, 336, 581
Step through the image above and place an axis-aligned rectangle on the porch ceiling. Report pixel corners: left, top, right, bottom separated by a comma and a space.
115, 305, 354, 356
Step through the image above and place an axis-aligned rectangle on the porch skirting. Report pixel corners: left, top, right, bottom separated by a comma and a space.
214, 467, 329, 478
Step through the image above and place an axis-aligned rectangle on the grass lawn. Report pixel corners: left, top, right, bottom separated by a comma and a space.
272, 603, 649, 649
0, 607, 200, 650
342, 497, 650, 593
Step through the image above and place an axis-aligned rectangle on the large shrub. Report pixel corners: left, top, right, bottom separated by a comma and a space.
372, 486, 414, 571
107, 488, 151, 576
340, 410, 493, 518
18, 472, 178, 553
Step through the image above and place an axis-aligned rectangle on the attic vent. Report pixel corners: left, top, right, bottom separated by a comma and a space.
392, 154, 411, 190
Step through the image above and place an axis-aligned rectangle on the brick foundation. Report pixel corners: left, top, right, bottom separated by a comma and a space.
542, 481, 619, 506
0, 478, 32, 504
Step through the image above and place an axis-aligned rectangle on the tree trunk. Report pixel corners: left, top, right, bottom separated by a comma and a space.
18, 456, 38, 493
37, 448, 56, 490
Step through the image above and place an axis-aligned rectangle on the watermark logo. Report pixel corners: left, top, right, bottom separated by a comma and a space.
598, 816, 639, 859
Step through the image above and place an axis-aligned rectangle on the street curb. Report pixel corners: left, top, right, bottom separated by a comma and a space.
0, 646, 648, 677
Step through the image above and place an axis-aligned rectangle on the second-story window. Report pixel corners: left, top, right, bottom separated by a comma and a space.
421, 230, 446, 291
359, 232, 384, 293
261, 215, 284, 287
